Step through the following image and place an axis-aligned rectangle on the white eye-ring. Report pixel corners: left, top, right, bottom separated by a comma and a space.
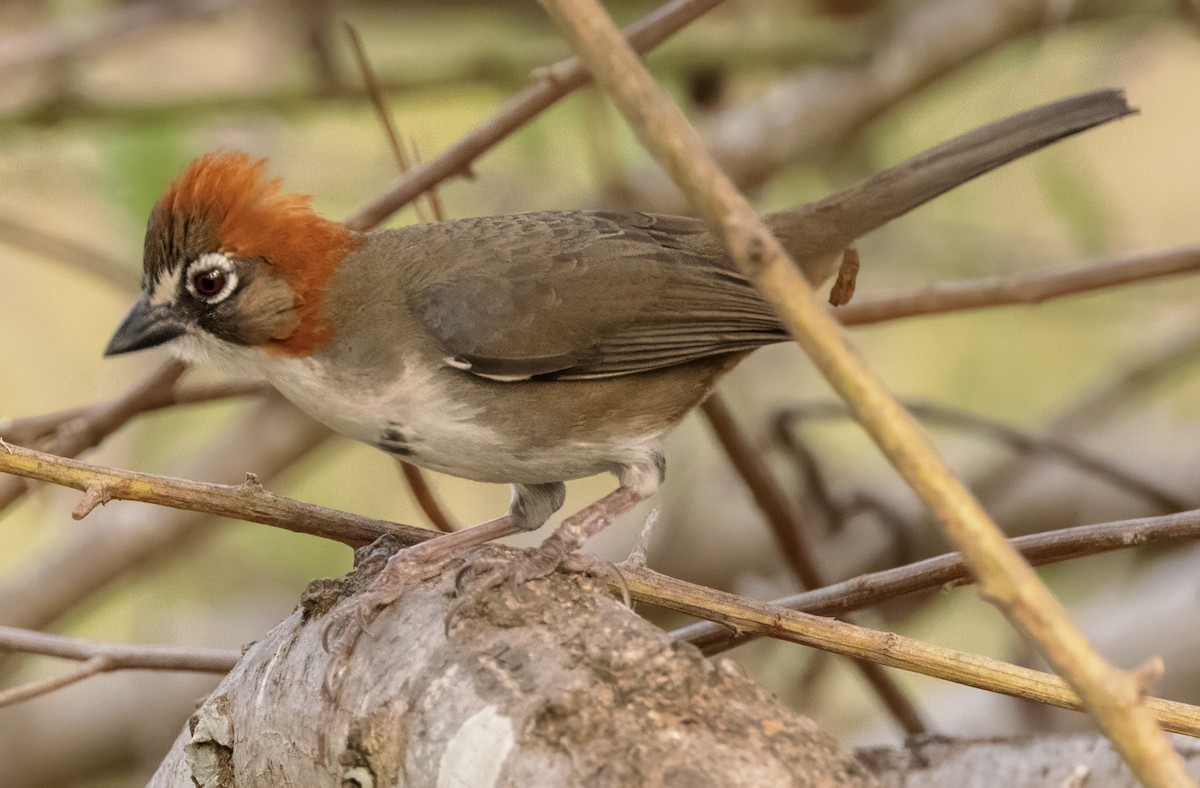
185, 253, 238, 304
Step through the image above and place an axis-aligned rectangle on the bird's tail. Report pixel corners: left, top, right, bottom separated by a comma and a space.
768, 89, 1135, 283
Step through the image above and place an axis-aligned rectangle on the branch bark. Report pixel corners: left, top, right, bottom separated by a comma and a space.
149, 551, 874, 787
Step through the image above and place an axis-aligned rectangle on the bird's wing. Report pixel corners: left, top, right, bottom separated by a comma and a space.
407, 211, 786, 381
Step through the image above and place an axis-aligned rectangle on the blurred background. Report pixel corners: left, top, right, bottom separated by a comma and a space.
1, 0, 1198, 784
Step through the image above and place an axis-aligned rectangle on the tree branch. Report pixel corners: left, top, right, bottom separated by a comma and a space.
0, 442, 430, 549
837, 246, 1200, 326
534, 0, 1188, 782
343, 0, 724, 231
672, 508, 1200, 655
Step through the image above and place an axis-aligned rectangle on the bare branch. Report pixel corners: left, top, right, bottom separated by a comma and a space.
623, 562, 1200, 739
777, 400, 1191, 514
701, 394, 926, 734
0, 624, 237, 672
0, 442, 430, 549
0, 625, 238, 708
673, 509, 1200, 655
343, 0, 724, 231
534, 0, 1185, 781
837, 247, 1200, 326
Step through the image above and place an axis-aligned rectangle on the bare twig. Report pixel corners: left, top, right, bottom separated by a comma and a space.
0, 215, 138, 291
700, 394, 926, 734
971, 325, 1200, 510
0, 0, 239, 72
777, 401, 1190, 514
0, 442, 430, 549
623, 564, 1200, 739
0, 624, 238, 672
534, 0, 1187, 782
343, 20, 458, 533
0, 624, 238, 708
0, 361, 187, 513
343, 0, 724, 231
701, 395, 823, 589
1, 379, 268, 448
837, 247, 1200, 326
0, 655, 111, 708
673, 509, 1200, 655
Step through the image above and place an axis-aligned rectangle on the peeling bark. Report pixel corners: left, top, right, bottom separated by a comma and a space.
150, 540, 872, 786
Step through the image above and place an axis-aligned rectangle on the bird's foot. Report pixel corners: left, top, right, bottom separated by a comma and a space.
319, 517, 520, 699
449, 537, 625, 627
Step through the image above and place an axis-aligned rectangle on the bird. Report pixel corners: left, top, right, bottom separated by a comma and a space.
104, 89, 1131, 650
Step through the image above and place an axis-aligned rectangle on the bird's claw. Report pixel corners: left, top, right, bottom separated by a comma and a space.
320, 547, 444, 699
446, 538, 629, 630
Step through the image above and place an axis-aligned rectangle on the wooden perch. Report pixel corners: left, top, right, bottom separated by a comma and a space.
148, 542, 872, 786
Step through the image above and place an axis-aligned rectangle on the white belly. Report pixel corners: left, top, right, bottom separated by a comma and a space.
175, 335, 662, 485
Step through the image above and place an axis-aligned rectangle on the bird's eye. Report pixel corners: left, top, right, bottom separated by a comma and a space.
192, 269, 226, 297
184, 254, 238, 304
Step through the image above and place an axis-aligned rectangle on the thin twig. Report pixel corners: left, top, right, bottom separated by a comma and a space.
0, 655, 111, 708
1, 379, 268, 448
836, 246, 1200, 326
0, 624, 238, 707
622, 564, 1200, 739
777, 401, 1190, 514
0, 0, 239, 72
0, 624, 239, 671
672, 508, 1200, 655
700, 394, 926, 733
343, 0, 724, 231
534, 1, 1186, 782
343, 20, 457, 532
0, 442, 431, 549
0, 215, 139, 291
0, 361, 187, 513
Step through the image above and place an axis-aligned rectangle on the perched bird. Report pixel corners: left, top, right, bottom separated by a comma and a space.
105, 90, 1131, 630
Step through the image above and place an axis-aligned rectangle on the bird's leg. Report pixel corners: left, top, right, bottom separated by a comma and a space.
455, 455, 663, 605
320, 481, 566, 696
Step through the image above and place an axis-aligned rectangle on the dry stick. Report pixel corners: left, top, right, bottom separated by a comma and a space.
10, 439, 1200, 736
672, 508, 1200, 655
837, 246, 1200, 326
971, 325, 1200, 513
344, 0, 724, 231
0, 0, 239, 71
777, 401, 1190, 514
344, 20, 457, 533
1, 379, 268, 447
0, 624, 238, 708
0, 624, 238, 672
702, 394, 927, 735
0, 361, 187, 513
0, 215, 138, 290
0, 443, 431, 549
534, 2, 1190, 784
623, 565, 1200, 738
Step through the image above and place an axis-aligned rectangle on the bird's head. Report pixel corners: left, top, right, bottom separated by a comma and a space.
104, 152, 360, 360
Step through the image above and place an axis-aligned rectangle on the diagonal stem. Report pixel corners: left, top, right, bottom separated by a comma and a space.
535, 1, 1191, 784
